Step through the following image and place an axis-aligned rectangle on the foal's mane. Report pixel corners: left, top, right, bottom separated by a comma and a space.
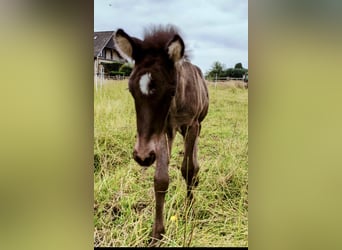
142, 24, 190, 59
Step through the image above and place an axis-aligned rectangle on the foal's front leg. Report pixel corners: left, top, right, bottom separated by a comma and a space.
150, 134, 171, 246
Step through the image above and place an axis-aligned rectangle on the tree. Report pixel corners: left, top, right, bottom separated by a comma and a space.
205, 61, 248, 80
205, 61, 226, 79
224, 68, 233, 77
231, 68, 245, 78
234, 62, 243, 69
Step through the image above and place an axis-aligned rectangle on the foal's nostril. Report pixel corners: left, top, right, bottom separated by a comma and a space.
133, 150, 156, 167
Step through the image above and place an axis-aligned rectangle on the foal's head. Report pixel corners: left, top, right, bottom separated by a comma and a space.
114, 26, 185, 166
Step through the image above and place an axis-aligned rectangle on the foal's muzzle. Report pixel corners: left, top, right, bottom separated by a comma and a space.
133, 150, 156, 167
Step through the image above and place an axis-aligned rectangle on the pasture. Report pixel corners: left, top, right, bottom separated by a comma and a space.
94, 80, 248, 247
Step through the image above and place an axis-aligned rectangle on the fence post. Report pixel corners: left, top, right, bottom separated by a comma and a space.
215, 73, 217, 88
100, 67, 104, 88
95, 73, 98, 91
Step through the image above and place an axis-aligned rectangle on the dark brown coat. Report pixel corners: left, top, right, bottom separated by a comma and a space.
114, 25, 209, 246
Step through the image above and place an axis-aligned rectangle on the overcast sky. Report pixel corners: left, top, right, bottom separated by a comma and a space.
94, 0, 248, 73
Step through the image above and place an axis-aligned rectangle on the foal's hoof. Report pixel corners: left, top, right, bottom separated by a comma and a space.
148, 237, 162, 247
148, 226, 164, 247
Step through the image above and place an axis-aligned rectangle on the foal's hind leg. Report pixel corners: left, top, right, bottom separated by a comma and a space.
181, 122, 200, 200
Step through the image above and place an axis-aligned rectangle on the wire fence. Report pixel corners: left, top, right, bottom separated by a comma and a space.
94, 74, 248, 90
205, 76, 247, 81
94, 73, 130, 90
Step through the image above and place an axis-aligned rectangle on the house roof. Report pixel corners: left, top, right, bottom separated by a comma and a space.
94, 31, 117, 57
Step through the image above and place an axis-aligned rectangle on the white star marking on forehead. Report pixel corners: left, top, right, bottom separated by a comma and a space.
139, 72, 152, 95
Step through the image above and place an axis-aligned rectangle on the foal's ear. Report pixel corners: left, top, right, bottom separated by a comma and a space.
114, 29, 141, 63
167, 34, 185, 63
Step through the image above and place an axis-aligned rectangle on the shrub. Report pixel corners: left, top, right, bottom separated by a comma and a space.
102, 62, 124, 74
119, 63, 133, 76
109, 71, 125, 76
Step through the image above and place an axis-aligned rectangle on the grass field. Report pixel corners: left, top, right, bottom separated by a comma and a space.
94, 80, 248, 247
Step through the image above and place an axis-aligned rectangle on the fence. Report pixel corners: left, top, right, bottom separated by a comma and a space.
94, 74, 247, 90
94, 72, 130, 91
205, 76, 248, 89
205, 76, 245, 82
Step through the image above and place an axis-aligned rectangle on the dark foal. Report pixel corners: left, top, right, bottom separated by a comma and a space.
114, 25, 209, 246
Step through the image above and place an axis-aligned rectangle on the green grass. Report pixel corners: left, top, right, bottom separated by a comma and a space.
94, 80, 248, 247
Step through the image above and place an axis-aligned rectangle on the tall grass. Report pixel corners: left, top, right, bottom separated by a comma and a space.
94, 80, 248, 247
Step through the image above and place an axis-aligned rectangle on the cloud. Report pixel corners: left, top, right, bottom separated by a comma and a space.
94, 0, 248, 72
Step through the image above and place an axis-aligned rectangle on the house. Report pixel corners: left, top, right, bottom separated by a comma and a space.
94, 31, 125, 79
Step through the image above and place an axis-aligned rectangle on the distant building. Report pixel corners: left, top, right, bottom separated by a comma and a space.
94, 31, 125, 79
